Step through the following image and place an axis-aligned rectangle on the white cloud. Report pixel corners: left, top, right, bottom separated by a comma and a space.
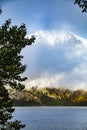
34, 30, 87, 46
24, 73, 65, 89
22, 30, 87, 90
34, 30, 73, 45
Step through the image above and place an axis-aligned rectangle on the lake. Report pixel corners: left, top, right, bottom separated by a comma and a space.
14, 107, 87, 130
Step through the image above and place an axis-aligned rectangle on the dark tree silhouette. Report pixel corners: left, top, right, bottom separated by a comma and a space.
74, 0, 87, 12
0, 9, 35, 130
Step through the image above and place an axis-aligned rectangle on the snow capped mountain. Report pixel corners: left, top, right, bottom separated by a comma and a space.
23, 30, 87, 90
34, 30, 87, 47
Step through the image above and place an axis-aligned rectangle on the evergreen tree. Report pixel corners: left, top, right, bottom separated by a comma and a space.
0, 15, 35, 129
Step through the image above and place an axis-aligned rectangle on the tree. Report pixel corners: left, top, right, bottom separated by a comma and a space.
0, 13, 35, 129
74, 0, 87, 12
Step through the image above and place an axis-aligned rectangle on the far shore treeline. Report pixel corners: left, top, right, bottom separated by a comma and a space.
9, 87, 87, 106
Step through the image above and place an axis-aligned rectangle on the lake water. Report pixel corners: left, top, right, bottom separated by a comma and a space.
14, 107, 87, 130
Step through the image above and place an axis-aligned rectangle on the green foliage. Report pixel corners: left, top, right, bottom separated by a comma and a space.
10, 87, 87, 106
0, 17, 35, 129
74, 0, 87, 12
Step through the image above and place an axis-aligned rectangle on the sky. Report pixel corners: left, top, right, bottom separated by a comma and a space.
1, 0, 87, 36
0, 0, 87, 89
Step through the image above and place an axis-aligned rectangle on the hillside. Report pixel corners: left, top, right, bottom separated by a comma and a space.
9, 87, 87, 106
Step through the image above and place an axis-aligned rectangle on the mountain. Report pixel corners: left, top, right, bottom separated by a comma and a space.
34, 30, 87, 47
9, 87, 87, 106
22, 30, 87, 90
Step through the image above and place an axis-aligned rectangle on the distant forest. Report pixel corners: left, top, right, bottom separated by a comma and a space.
9, 87, 87, 106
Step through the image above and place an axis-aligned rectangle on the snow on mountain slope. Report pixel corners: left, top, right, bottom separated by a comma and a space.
34, 30, 87, 47
23, 30, 87, 90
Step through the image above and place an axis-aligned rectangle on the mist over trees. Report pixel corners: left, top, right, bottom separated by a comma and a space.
10, 87, 87, 106
0, 0, 87, 129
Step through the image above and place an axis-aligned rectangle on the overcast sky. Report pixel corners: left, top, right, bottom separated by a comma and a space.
0, 0, 87, 89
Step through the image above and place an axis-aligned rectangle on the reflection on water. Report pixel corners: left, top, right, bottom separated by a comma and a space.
14, 107, 87, 130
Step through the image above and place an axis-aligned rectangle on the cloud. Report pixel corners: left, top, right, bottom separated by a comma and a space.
22, 30, 87, 89
24, 73, 65, 89
1, 0, 87, 90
